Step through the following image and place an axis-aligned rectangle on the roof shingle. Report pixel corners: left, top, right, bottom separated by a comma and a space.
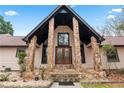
102, 36, 124, 46
0, 34, 27, 47
1, 34, 124, 47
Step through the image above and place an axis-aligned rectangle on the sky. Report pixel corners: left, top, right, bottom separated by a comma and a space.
0, 5, 124, 36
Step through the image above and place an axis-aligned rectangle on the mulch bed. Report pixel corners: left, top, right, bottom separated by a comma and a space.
106, 70, 124, 82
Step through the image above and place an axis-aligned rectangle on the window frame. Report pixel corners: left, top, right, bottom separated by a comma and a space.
107, 48, 120, 62
57, 33, 70, 47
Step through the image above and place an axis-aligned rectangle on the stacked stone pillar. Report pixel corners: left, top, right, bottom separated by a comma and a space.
73, 17, 82, 72
47, 18, 54, 70
25, 35, 37, 80
91, 36, 102, 71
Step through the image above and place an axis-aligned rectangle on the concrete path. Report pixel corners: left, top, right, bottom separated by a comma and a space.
50, 82, 81, 88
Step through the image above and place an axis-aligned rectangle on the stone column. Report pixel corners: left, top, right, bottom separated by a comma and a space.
91, 36, 102, 71
73, 17, 82, 72
47, 18, 54, 70
25, 35, 37, 80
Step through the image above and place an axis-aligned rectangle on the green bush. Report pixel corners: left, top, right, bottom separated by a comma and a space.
102, 44, 116, 56
18, 52, 26, 65
0, 73, 10, 81
40, 67, 46, 80
17, 51, 27, 77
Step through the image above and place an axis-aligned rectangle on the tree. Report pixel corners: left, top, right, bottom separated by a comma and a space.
118, 8, 124, 31
118, 23, 124, 31
97, 13, 124, 36
0, 16, 14, 35
102, 44, 116, 56
102, 44, 117, 75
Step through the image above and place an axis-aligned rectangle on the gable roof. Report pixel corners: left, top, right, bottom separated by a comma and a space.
0, 34, 27, 47
23, 5, 104, 42
102, 36, 124, 46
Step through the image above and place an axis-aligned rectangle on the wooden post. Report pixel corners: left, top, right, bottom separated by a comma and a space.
91, 36, 102, 71
24, 35, 37, 80
47, 18, 54, 70
73, 17, 82, 72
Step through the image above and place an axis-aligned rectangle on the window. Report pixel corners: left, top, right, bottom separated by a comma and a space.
42, 47, 48, 64
16, 47, 26, 57
42, 40, 48, 64
107, 48, 119, 62
80, 44, 85, 63
59, 9, 67, 13
58, 33, 69, 46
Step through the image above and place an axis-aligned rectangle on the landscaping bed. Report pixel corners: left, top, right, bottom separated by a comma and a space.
80, 69, 124, 88
0, 80, 53, 88
0, 71, 53, 88
106, 69, 124, 82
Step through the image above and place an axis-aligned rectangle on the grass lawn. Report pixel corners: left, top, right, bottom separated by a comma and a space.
81, 83, 124, 88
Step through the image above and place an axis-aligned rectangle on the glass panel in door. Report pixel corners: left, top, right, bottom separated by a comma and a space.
56, 47, 71, 64
56, 48, 63, 64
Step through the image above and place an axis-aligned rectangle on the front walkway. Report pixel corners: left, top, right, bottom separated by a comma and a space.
50, 82, 81, 88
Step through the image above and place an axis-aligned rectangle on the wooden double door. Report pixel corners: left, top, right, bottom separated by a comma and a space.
55, 47, 72, 64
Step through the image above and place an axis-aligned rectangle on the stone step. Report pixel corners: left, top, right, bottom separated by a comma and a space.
54, 64, 74, 70
49, 69, 80, 82
50, 74, 80, 82
49, 69, 78, 75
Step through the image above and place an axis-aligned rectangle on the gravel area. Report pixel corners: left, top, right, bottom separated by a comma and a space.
0, 80, 53, 88
0, 71, 53, 88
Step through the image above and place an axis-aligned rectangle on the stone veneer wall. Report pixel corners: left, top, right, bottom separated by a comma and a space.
47, 18, 55, 69
73, 17, 82, 71
34, 44, 43, 69
24, 35, 37, 80
26, 35, 37, 72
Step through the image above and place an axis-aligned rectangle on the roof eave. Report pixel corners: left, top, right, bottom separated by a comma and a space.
23, 5, 62, 42
23, 5, 104, 42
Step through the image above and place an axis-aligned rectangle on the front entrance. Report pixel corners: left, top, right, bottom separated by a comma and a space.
55, 47, 72, 64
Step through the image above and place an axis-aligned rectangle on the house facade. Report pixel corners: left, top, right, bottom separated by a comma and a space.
0, 6, 124, 79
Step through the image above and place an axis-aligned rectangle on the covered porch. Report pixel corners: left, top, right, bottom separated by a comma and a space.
23, 5, 104, 80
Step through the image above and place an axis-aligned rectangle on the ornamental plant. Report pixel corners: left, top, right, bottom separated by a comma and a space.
102, 44, 116, 57
18, 51, 27, 77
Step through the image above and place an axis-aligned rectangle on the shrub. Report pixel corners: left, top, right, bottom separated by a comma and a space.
17, 51, 27, 77
102, 44, 116, 56
40, 67, 46, 80
0, 73, 10, 81
18, 52, 26, 65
